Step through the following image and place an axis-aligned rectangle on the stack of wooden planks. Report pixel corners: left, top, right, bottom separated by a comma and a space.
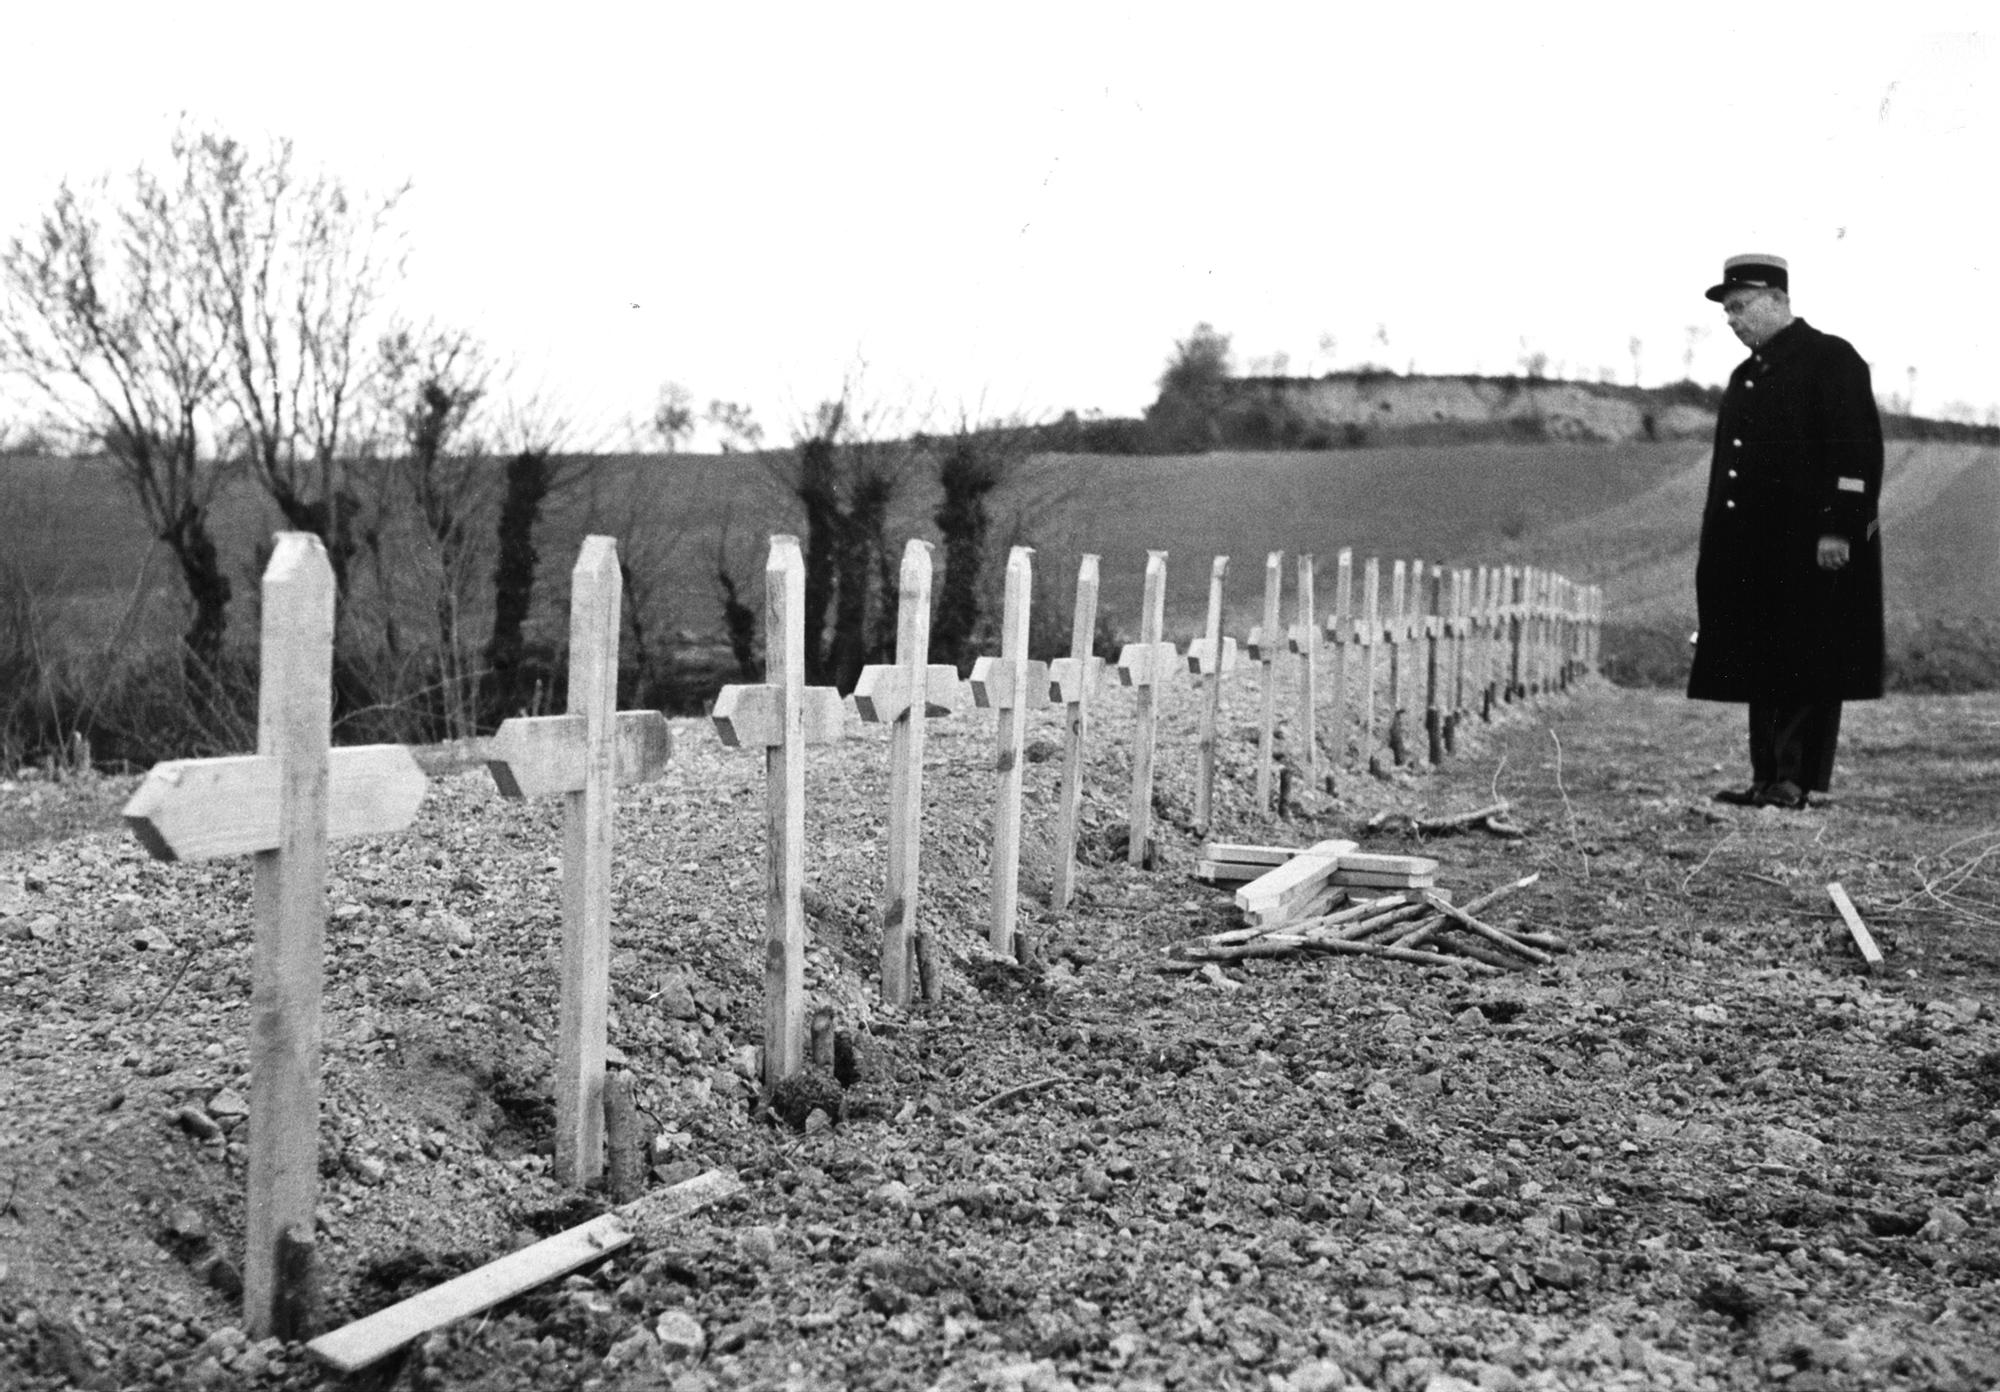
1195, 839, 1440, 931
1181, 835, 1564, 972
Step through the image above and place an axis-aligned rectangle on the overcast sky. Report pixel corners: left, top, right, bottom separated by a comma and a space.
3, 5, 1993, 447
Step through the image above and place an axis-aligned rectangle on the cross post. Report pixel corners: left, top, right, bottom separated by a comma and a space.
1386, 559, 1410, 763
1288, 552, 1319, 788
1245, 551, 1284, 813
970, 547, 1049, 956
1186, 555, 1234, 835
121, 534, 428, 1339
854, 540, 960, 1004
711, 536, 844, 1088
1358, 557, 1381, 761
1049, 555, 1104, 911
1423, 562, 1446, 765
1503, 564, 1525, 703
483, 537, 672, 1187
1117, 551, 1176, 864
1322, 548, 1353, 771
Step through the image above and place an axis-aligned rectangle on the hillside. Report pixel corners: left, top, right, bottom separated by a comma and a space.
3, 437, 1995, 766
1224, 373, 1720, 446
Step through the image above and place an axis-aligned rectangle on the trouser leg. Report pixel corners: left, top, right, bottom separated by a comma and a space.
1746, 703, 1778, 787
1800, 701, 1843, 792
1754, 699, 1843, 792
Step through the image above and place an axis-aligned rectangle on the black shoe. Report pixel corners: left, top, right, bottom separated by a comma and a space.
1712, 784, 1766, 806
1754, 780, 1807, 809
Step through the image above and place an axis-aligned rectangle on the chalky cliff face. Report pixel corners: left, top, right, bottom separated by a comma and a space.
1227, 374, 1718, 444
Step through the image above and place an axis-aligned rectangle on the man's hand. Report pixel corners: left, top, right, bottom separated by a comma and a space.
1817, 534, 1851, 571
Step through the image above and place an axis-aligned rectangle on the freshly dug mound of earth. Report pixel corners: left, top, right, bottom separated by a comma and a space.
2, 676, 1996, 1391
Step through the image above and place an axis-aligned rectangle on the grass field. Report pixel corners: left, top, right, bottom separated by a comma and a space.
3, 437, 1994, 709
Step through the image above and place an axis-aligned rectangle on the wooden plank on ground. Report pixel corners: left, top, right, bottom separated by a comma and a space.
1235, 838, 1357, 913
1201, 842, 1300, 866
1332, 870, 1439, 890
1335, 852, 1439, 877
307, 1169, 743, 1373
1826, 882, 1885, 975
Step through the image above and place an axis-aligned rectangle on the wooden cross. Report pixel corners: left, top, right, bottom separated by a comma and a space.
1287, 552, 1319, 788
711, 535, 844, 1087
1584, 584, 1602, 676
1116, 551, 1176, 865
1475, 564, 1500, 720
1386, 559, 1411, 763
1448, 567, 1470, 728
482, 537, 672, 1188
1322, 548, 1353, 771
970, 547, 1049, 956
854, 540, 961, 1004
1357, 556, 1382, 762
1245, 551, 1284, 813
1422, 562, 1446, 765
1185, 555, 1234, 835
121, 534, 428, 1339
1504, 560, 1528, 700
1049, 554, 1104, 911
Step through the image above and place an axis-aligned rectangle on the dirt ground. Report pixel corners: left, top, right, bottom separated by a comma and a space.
2, 666, 1997, 1391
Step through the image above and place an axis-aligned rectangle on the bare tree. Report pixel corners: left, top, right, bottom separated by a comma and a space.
373, 324, 494, 736
706, 399, 764, 453
0, 170, 234, 673
1146, 322, 1233, 451
184, 129, 408, 612
652, 381, 694, 452
484, 393, 582, 719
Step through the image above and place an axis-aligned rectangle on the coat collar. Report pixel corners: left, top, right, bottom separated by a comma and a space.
1754, 317, 1814, 364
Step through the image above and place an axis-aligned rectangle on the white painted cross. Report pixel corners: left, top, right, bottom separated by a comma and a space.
121, 534, 428, 1340
1322, 548, 1354, 768
1447, 566, 1470, 725
1185, 555, 1234, 835
1475, 564, 1500, 720
1421, 561, 1446, 765
482, 536, 673, 1188
711, 535, 845, 1087
1504, 564, 1527, 702
853, 540, 961, 1004
1117, 551, 1176, 865
1244, 551, 1284, 814
1358, 556, 1382, 760
1386, 558, 1411, 762
1288, 552, 1319, 787
970, 547, 1050, 956
1049, 554, 1104, 911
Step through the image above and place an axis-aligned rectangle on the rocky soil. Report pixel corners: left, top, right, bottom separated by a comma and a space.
2, 672, 1997, 1391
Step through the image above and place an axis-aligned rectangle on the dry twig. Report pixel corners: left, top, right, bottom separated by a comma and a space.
970, 1075, 1072, 1114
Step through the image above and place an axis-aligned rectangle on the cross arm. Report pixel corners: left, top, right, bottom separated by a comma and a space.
853, 663, 962, 724
970, 657, 1053, 712
1047, 653, 1106, 705
485, 711, 674, 799
123, 745, 429, 862
1184, 636, 1239, 677
1115, 641, 1180, 687
711, 684, 845, 749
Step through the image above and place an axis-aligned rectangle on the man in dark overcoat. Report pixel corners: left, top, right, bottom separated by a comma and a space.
1688, 253, 1885, 809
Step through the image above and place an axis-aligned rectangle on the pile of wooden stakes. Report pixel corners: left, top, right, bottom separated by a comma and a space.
1174, 850, 1561, 974
117, 528, 1600, 1345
